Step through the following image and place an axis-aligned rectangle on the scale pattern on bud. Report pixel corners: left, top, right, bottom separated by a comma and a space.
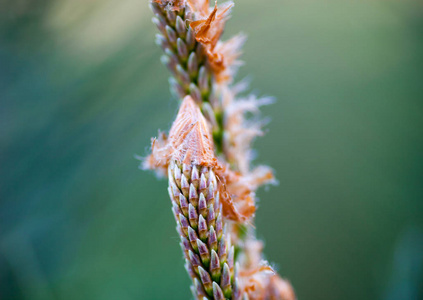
169, 161, 235, 299
150, 1, 212, 105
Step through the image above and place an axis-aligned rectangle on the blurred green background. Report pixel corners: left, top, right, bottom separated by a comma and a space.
1, 0, 422, 299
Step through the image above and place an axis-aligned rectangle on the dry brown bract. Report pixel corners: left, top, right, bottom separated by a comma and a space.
144, 96, 217, 170
186, 0, 209, 15
144, 96, 266, 223
190, 2, 230, 47
189, 1, 241, 83
168, 96, 217, 166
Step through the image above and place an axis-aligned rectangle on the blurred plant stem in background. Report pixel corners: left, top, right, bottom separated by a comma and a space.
1, 0, 422, 300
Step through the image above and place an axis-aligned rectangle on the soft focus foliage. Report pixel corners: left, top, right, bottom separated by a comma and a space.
0, 0, 422, 300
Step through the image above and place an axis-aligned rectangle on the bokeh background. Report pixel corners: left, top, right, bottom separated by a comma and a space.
1, 0, 423, 299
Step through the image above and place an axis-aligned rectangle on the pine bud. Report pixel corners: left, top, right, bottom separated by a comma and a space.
165, 25, 177, 45
198, 266, 213, 296
197, 239, 210, 267
210, 250, 221, 282
179, 193, 189, 217
175, 16, 186, 38
187, 52, 198, 79
188, 227, 199, 252
188, 203, 198, 229
198, 193, 207, 218
208, 226, 218, 252
221, 263, 232, 298
176, 38, 188, 62
213, 282, 225, 300
198, 215, 208, 241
